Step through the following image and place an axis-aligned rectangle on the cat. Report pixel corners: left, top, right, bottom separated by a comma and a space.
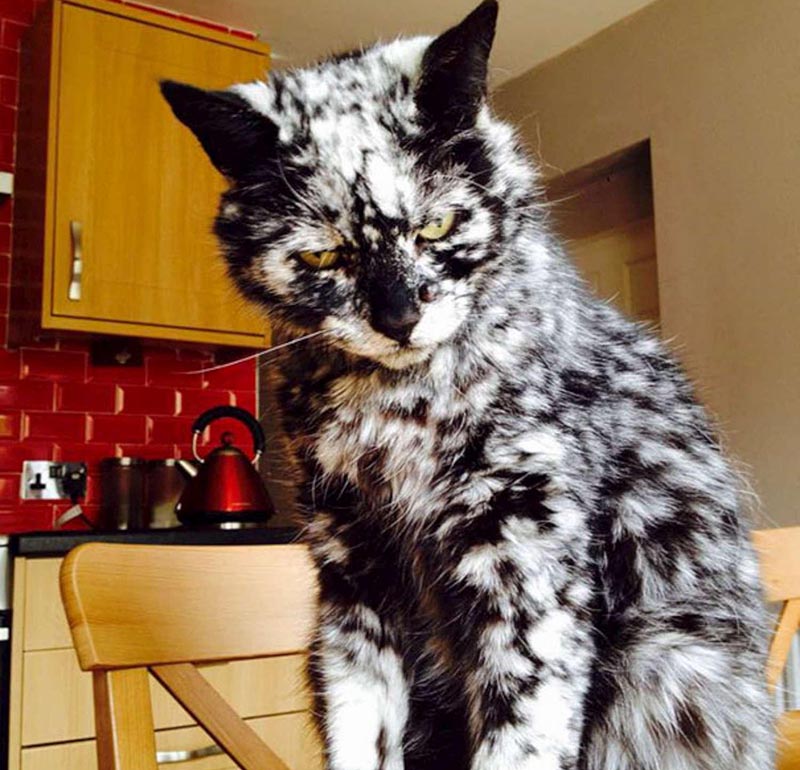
160, 2, 774, 768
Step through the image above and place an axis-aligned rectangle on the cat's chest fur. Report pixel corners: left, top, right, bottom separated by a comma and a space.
312, 368, 462, 519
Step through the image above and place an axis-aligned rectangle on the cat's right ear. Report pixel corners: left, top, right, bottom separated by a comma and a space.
160, 80, 277, 179
416, 0, 498, 133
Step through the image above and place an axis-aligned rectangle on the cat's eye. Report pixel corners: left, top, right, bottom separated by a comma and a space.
299, 249, 341, 269
417, 211, 456, 241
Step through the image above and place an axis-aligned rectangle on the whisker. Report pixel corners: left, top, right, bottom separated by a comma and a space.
184, 328, 336, 375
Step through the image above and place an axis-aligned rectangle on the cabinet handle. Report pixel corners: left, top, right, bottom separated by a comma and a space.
156, 745, 224, 764
68, 220, 83, 301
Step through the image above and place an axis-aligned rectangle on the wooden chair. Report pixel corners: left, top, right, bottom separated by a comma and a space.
753, 526, 800, 770
59, 543, 318, 770
61, 531, 799, 770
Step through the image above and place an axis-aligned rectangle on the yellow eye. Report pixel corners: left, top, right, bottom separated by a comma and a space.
417, 211, 456, 241
299, 249, 341, 269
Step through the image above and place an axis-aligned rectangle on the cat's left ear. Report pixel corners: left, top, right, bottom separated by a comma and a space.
416, 0, 498, 132
160, 80, 277, 179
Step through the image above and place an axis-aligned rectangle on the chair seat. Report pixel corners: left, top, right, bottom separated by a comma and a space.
778, 710, 800, 770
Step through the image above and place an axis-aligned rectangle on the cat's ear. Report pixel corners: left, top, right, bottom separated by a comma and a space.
160, 80, 277, 179
416, 0, 498, 132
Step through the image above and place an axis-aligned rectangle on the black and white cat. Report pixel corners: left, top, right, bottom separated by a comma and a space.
161, 3, 774, 768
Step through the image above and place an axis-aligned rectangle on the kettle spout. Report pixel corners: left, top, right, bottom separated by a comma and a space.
176, 459, 199, 479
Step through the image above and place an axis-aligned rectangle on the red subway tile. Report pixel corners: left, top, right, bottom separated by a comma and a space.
0, 283, 9, 314
178, 388, 234, 417
116, 443, 178, 461
88, 363, 146, 385
88, 414, 147, 444
1, 19, 25, 50
0, 254, 9, 283
0, 222, 9, 254
82, 474, 97, 504
57, 441, 117, 470
234, 390, 257, 415
0, 132, 11, 165
0, 441, 55, 471
0, 380, 54, 410
148, 416, 196, 446
0, 505, 54, 533
0, 0, 33, 25
202, 357, 256, 390
0, 472, 18, 501
0, 76, 15, 108
22, 348, 87, 381
0, 103, 14, 133
57, 382, 120, 413
24, 411, 86, 441
0, 348, 19, 378
0, 46, 17, 77
146, 354, 204, 389
0, 412, 19, 439
119, 385, 177, 416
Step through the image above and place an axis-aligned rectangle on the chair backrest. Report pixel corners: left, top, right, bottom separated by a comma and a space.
60, 543, 318, 770
752, 527, 800, 690
752, 526, 800, 770
61, 531, 799, 770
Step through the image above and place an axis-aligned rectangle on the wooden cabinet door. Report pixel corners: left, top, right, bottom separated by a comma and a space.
48, 2, 270, 346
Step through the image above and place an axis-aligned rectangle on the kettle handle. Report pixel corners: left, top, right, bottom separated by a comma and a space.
191, 406, 266, 464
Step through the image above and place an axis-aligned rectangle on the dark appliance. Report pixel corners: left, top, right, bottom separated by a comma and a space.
176, 406, 274, 528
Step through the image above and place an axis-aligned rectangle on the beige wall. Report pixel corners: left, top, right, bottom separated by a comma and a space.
494, 0, 800, 527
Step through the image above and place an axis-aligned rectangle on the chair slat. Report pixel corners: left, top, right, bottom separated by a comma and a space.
151, 663, 291, 770
93, 668, 158, 770
752, 528, 800, 603
768, 599, 800, 692
777, 710, 800, 770
60, 543, 317, 669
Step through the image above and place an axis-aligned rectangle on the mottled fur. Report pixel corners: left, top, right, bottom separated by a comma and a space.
162, 3, 774, 768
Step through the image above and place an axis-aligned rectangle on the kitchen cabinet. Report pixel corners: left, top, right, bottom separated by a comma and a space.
8, 555, 322, 770
13, 0, 271, 347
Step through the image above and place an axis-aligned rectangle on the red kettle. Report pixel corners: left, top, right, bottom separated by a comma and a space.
175, 406, 275, 527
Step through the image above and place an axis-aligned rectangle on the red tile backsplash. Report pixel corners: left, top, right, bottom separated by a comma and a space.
0, 412, 19, 439
0, 440, 54, 471
22, 348, 88, 381
0, 472, 17, 501
88, 414, 149, 444
0, 0, 262, 532
0, 380, 54, 410
178, 388, 235, 416
120, 385, 177, 416
148, 416, 196, 446
57, 382, 121, 413
24, 411, 87, 441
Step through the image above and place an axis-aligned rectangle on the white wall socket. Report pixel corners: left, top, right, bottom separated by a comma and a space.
20, 461, 70, 500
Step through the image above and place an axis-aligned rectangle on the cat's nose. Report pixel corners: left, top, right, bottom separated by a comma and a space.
373, 305, 421, 344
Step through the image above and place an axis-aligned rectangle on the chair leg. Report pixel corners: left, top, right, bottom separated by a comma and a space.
93, 669, 159, 770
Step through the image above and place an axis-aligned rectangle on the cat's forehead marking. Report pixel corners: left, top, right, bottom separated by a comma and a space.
235, 37, 431, 221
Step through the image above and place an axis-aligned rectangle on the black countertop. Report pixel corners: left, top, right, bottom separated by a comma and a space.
9, 526, 301, 558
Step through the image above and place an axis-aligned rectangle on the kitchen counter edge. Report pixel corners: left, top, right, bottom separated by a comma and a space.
9, 526, 301, 558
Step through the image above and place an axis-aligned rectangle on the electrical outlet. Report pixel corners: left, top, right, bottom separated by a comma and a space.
20, 461, 85, 501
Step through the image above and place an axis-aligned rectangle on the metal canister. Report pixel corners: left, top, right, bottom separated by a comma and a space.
98, 457, 146, 530
145, 459, 185, 529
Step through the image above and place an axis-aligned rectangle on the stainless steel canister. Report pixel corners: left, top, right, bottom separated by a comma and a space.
98, 457, 146, 530
145, 459, 185, 529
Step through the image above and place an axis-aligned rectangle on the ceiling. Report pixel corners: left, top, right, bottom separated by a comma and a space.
160, 0, 658, 87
